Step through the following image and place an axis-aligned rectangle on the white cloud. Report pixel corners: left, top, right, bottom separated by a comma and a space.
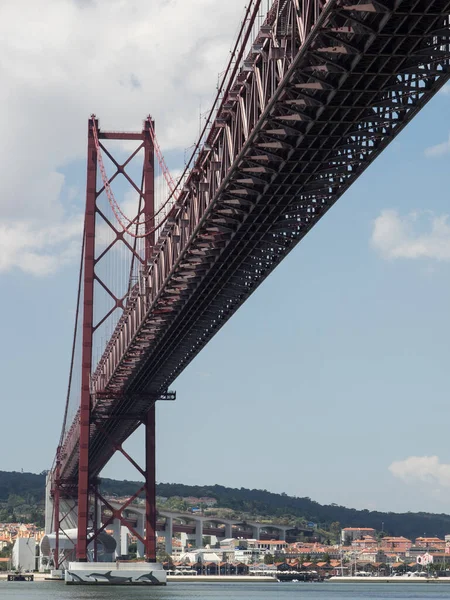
424, 133, 450, 158
371, 210, 450, 261
0, 0, 246, 276
0, 217, 83, 276
389, 456, 450, 488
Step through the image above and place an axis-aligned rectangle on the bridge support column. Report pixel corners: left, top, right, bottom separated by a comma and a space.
112, 518, 121, 559
136, 513, 145, 558
145, 404, 157, 561
225, 523, 232, 538
195, 520, 203, 549
278, 528, 286, 541
180, 532, 187, 550
251, 525, 261, 540
165, 517, 173, 555
120, 526, 130, 557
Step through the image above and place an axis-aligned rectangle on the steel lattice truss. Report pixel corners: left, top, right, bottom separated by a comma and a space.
60, 0, 450, 479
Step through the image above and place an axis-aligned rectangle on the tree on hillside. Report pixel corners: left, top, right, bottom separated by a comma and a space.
330, 522, 341, 537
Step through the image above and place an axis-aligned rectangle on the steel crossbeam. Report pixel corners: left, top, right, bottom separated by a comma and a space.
59, 0, 450, 483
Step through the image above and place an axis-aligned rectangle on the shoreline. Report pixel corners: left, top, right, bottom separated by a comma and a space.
167, 575, 277, 582
0, 573, 278, 584
328, 576, 450, 584
3, 573, 450, 584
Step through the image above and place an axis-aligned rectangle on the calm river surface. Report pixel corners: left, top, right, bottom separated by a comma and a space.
1, 582, 450, 600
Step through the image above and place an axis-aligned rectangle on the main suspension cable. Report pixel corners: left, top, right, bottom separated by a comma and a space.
59, 224, 85, 447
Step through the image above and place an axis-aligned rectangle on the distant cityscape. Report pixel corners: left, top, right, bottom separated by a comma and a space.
4, 508, 450, 577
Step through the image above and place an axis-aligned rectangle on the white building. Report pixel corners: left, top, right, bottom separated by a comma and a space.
178, 549, 222, 564
255, 540, 288, 553
235, 548, 268, 564
219, 538, 240, 549
12, 537, 36, 572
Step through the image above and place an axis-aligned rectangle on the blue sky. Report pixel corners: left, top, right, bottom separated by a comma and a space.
2, 0, 450, 516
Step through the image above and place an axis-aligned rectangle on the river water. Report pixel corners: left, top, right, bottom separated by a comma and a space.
1, 582, 450, 600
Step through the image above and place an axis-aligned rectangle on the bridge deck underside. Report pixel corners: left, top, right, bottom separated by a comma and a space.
60, 0, 450, 480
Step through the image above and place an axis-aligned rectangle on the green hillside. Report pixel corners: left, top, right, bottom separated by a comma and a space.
0, 470, 449, 540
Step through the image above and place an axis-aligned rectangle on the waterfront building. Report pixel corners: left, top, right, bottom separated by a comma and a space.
285, 542, 340, 560
380, 536, 412, 553
12, 537, 36, 571
356, 548, 387, 563
178, 548, 222, 564
351, 536, 377, 549
255, 539, 288, 553
341, 527, 376, 545
219, 538, 240, 550
415, 537, 446, 550
234, 547, 268, 564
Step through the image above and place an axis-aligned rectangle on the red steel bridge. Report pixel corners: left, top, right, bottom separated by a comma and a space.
48, 0, 450, 568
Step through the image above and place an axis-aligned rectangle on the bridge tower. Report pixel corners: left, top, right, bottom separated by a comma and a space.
48, 116, 175, 584
76, 116, 157, 563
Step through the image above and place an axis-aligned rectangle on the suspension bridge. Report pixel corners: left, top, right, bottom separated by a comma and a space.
44, 0, 450, 585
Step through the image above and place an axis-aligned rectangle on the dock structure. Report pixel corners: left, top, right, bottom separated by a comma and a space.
7, 573, 34, 581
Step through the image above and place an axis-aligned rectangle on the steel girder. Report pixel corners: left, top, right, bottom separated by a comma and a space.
60, 0, 450, 479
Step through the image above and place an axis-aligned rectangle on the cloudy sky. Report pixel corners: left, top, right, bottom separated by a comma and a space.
2, 0, 450, 516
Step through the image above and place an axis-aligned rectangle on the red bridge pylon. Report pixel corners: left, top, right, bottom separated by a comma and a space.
50, 116, 176, 568
77, 117, 156, 562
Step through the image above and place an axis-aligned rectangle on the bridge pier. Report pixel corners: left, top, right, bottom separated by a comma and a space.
136, 513, 145, 558
120, 526, 129, 557
165, 517, 173, 555
195, 519, 203, 549
225, 522, 233, 539
112, 519, 121, 559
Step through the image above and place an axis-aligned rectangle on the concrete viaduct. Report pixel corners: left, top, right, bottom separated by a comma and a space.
106, 502, 311, 556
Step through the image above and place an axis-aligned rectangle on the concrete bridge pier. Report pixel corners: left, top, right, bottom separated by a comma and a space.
195, 519, 203, 549
251, 525, 261, 540
120, 526, 129, 556
136, 513, 144, 558
165, 517, 173, 555
180, 532, 188, 550
225, 522, 232, 538
112, 518, 121, 558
